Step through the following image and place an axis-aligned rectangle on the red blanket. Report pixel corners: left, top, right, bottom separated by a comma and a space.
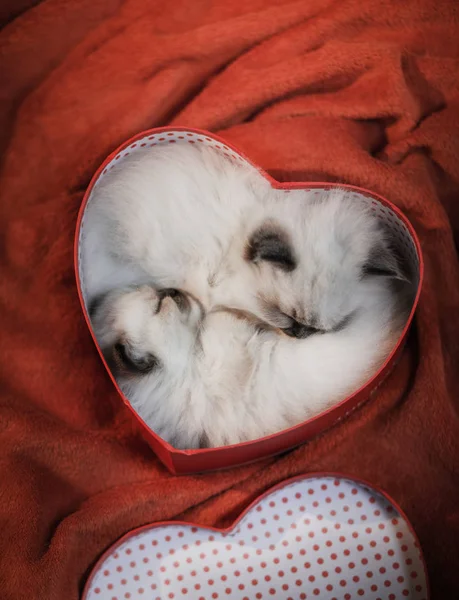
1, 1, 459, 597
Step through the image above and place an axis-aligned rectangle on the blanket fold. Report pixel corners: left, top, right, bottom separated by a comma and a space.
1, 1, 458, 598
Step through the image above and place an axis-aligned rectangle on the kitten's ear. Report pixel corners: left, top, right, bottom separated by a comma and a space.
363, 242, 409, 282
245, 223, 296, 272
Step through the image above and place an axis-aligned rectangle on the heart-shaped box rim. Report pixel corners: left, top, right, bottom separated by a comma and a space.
81, 471, 430, 600
75, 127, 424, 475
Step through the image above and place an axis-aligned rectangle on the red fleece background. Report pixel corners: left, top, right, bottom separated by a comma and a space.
1, 1, 458, 598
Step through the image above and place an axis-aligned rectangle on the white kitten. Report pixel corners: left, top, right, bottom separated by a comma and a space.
90, 196, 413, 448
81, 143, 270, 311
82, 144, 407, 339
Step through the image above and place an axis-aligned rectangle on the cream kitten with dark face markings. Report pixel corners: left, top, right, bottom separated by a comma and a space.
90, 197, 414, 449
82, 143, 409, 342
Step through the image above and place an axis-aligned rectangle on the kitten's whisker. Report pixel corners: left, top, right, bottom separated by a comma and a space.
210, 305, 278, 333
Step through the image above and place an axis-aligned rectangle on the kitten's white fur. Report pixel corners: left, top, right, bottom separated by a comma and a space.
82, 144, 271, 310
92, 266, 406, 449
82, 144, 408, 334
86, 157, 413, 448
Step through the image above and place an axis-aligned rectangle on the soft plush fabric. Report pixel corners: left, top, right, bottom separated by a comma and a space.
1, 1, 458, 598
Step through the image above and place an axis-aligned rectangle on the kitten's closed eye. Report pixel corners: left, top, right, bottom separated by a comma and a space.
113, 342, 159, 374
362, 241, 408, 282
280, 311, 356, 339
282, 321, 322, 339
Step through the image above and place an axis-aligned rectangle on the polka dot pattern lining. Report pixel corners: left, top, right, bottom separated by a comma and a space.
84, 476, 428, 600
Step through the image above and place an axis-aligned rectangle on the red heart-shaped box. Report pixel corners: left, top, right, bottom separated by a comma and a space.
75, 128, 423, 475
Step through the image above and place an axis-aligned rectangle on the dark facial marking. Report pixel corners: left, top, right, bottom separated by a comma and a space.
113, 342, 159, 374
88, 293, 106, 320
245, 223, 297, 272
282, 321, 322, 339
362, 242, 406, 280
282, 310, 356, 339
